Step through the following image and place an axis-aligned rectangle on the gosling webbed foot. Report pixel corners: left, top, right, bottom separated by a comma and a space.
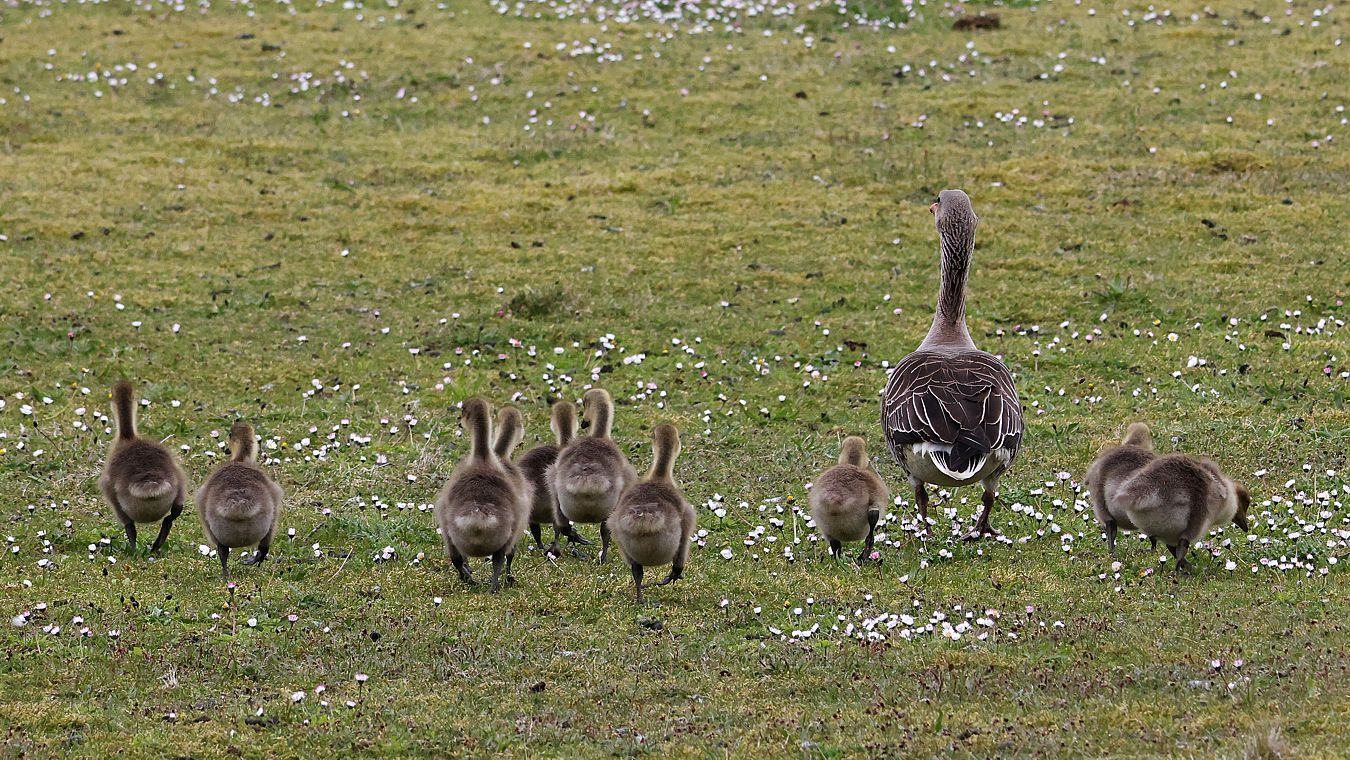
653, 568, 683, 587
856, 550, 882, 566
963, 522, 999, 541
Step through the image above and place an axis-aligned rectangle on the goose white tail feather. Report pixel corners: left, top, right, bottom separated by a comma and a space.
911, 442, 987, 482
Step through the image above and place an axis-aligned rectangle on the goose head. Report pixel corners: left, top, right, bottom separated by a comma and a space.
931, 189, 978, 235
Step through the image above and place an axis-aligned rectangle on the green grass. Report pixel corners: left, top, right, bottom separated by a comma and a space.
1, 0, 1347, 756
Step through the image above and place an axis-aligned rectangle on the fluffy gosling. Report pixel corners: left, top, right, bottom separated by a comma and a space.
809, 436, 890, 563
197, 423, 284, 579
551, 388, 637, 563
98, 381, 189, 554
435, 398, 531, 592
516, 400, 591, 556
1084, 422, 1158, 556
1114, 454, 1250, 571
608, 424, 696, 604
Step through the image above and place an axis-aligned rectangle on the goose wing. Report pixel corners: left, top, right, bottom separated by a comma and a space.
880, 350, 1024, 475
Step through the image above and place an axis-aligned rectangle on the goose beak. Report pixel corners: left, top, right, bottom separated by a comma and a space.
929, 202, 939, 215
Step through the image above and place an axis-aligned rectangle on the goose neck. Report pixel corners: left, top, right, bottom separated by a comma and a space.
921, 230, 977, 350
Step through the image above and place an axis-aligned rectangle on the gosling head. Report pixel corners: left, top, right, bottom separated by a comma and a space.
461, 397, 491, 429
1122, 422, 1153, 450
838, 436, 868, 468
229, 422, 257, 463
580, 388, 614, 438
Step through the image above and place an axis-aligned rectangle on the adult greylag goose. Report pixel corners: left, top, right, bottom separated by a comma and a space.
880, 189, 1023, 538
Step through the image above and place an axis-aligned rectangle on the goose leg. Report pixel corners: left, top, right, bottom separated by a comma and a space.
965, 488, 999, 541
1106, 519, 1119, 557
599, 522, 612, 564
1173, 539, 1190, 572
149, 496, 183, 555
545, 523, 563, 558
219, 546, 231, 581
488, 549, 506, 593
112, 499, 137, 552
242, 527, 273, 566
828, 538, 843, 560
102, 483, 138, 553
554, 497, 592, 557
857, 509, 881, 564
654, 535, 689, 589
529, 522, 544, 550
449, 542, 475, 586
912, 483, 930, 535
504, 550, 518, 586
630, 562, 644, 604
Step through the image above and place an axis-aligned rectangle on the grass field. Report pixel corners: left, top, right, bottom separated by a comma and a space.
1, 0, 1347, 756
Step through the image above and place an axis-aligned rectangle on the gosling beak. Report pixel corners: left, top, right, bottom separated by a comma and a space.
1234, 514, 1249, 531
929, 202, 940, 215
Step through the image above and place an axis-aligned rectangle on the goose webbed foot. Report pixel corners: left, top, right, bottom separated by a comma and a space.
241, 540, 270, 566
828, 539, 843, 561
454, 562, 476, 587
911, 484, 931, 537
554, 524, 593, 557
630, 563, 645, 604
963, 523, 1000, 541
856, 550, 882, 566
1171, 539, 1191, 573
598, 523, 611, 564
653, 567, 683, 587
